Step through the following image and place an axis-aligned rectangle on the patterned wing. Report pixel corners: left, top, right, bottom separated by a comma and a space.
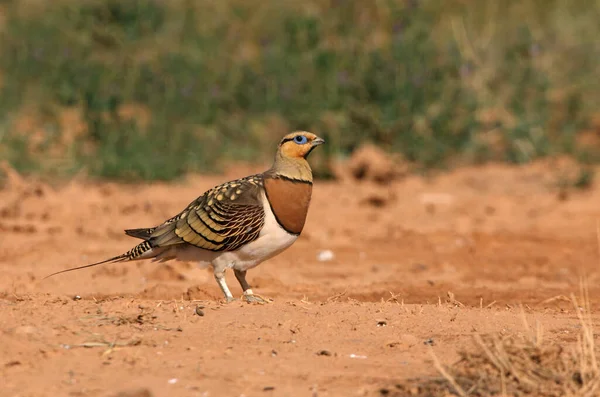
148, 175, 266, 252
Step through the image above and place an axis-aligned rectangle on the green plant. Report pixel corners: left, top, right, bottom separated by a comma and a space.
0, 0, 599, 181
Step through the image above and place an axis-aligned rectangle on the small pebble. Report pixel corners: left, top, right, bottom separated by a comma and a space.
195, 306, 205, 316
73, 295, 82, 301
377, 320, 387, 327
168, 378, 178, 384
317, 250, 335, 262
317, 350, 332, 356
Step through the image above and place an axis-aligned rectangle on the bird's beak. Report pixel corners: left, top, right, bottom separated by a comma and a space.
312, 137, 325, 146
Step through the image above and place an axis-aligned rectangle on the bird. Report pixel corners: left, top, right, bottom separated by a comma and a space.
44, 131, 325, 304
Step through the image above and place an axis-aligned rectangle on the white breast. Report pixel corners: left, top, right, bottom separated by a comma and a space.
212, 191, 298, 272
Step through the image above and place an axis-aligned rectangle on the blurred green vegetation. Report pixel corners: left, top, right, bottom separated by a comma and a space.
1, 0, 600, 181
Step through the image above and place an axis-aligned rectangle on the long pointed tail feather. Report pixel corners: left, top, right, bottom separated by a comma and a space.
43, 240, 153, 280
42, 254, 130, 279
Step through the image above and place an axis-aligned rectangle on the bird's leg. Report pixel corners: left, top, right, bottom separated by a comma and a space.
234, 269, 271, 304
214, 270, 236, 303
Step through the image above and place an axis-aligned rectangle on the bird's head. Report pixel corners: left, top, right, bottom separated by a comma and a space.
278, 131, 325, 160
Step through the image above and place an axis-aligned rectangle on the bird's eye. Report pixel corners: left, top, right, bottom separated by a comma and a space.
294, 135, 308, 144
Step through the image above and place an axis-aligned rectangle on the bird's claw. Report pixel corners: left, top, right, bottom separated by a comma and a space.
243, 292, 271, 304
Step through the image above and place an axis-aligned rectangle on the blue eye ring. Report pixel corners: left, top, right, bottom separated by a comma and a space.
294, 135, 308, 144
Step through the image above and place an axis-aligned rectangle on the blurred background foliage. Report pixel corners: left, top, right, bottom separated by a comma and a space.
0, 0, 599, 181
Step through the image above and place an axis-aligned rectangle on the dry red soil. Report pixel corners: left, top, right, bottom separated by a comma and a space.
2, 159, 600, 397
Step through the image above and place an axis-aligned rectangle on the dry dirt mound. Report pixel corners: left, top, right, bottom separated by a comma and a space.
337, 143, 409, 184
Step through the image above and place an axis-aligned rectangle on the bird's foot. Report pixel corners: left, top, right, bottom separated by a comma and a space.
224, 296, 238, 304
243, 291, 271, 304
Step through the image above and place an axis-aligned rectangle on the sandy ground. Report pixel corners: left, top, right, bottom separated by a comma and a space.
2, 158, 600, 397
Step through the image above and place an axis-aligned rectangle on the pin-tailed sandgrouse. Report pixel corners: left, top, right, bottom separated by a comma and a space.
45, 132, 325, 303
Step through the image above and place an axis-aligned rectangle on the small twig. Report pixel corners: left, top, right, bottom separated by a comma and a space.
485, 300, 497, 309
326, 290, 347, 303
300, 295, 311, 304
70, 338, 141, 349
540, 295, 571, 305
429, 348, 468, 397
447, 291, 465, 307
385, 291, 402, 304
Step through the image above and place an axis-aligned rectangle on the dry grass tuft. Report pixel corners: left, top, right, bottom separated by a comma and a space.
394, 281, 599, 397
